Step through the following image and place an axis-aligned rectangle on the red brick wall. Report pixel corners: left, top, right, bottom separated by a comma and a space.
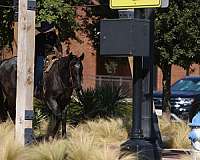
68, 31, 96, 89
0, 47, 13, 60
67, 7, 97, 89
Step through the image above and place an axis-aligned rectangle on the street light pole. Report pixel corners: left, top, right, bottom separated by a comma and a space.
121, 9, 161, 160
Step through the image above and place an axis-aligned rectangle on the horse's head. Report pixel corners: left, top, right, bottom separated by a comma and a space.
69, 53, 84, 91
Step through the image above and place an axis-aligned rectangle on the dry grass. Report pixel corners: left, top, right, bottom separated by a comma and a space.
158, 116, 191, 149
25, 139, 68, 160
0, 119, 134, 160
0, 117, 194, 160
0, 120, 24, 160
180, 155, 192, 160
66, 130, 97, 160
70, 118, 127, 144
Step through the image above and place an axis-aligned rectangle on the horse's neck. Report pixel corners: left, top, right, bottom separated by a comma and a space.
58, 57, 71, 81
59, 57, 70, 70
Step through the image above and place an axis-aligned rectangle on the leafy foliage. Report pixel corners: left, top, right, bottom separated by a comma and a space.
36, 0, 77, 41
33, 98, 49, 130
0, 0, 87, 48
0, 1, 14, 48
155, 0, 200, 69
64, 86, 130, 125
68, 85, 131, 123
85, 0, 118, 49
33, 85, 130, 126
154, 0, 200, 112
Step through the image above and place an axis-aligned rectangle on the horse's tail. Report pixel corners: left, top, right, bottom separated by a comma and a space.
0, 80, 7, 121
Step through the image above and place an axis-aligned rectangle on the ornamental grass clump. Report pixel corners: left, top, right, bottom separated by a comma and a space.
94, 144, 135, 160
66, 130, 98, 160
170, 122, 191, 149
85, 118, 128, 144
159, 116, 191, 149
25, 139, 68, 160
0, 120, 24, 160
66, 119, 135, 160
0, 118, 135, 160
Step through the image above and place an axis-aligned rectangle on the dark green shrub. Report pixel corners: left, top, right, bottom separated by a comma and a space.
33, 98, 49, 130
32, 85, 132, 127
70, 85, 131, 122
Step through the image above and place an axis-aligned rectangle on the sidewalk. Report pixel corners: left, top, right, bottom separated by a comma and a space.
162, 149, 191, 160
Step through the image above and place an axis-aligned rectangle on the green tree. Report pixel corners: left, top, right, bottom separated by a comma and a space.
0, 1, 14, 48
0, 0, 86, 49
85, 0, 118, 49
155, 0, 200, 114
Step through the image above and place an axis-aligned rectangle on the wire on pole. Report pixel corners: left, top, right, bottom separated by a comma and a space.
0, 4, 15, 8
0, 4, 108, 9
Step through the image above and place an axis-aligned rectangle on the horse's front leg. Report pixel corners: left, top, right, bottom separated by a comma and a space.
48, 114, 61, 138
46, 97, 61, 138
61, 107, 67, 137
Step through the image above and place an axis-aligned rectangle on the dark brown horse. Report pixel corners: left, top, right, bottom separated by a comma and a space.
0, 57, 17, 120
0, 30, 62, 122
0, 53, 84, 136
0, 30, 84, 137
44, 53, 84, 137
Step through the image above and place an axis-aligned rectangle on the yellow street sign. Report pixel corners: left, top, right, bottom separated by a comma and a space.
110, 0, 161, 9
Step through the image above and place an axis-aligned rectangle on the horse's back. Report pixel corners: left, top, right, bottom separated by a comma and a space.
0, 57, 17, 75
0, 57, 17, 121
43, 61, 63, 96
0, 57, 17, 87
0, 57, 17, 103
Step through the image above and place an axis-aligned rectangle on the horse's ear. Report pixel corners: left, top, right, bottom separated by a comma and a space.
79, 53, 84, 61
68, 52, 74, 60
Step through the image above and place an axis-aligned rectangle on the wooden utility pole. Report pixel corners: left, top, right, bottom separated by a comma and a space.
13, 0, 18, 56
15, 0, 36, 145
13, 23, 18, 56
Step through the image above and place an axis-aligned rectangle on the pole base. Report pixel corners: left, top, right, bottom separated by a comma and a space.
120, 138, 162, 160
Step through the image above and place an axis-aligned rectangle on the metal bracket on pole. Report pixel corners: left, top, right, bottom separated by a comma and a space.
14, 11, 19, 22
28, 0, 36, 11
13, 0, 19, 22
118, 9, 134, 19
24, 128, 33, 145
25, 110, 34, 120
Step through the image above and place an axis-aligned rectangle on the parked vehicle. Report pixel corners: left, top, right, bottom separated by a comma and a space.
153, 76, 200, 119
189, 94, 200, 122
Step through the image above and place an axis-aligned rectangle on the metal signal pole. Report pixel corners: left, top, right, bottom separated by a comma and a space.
15, 0, 36, 145
121, 9, 161, 160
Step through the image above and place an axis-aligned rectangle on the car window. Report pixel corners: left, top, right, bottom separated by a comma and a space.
195, 81, 200, 92
172, 79, 200, 92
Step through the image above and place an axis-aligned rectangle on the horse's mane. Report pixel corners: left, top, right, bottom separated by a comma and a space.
0, 56, 17, 66
1, 56, 17, 62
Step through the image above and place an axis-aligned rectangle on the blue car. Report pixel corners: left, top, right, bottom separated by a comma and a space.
153, 76, 200, 120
